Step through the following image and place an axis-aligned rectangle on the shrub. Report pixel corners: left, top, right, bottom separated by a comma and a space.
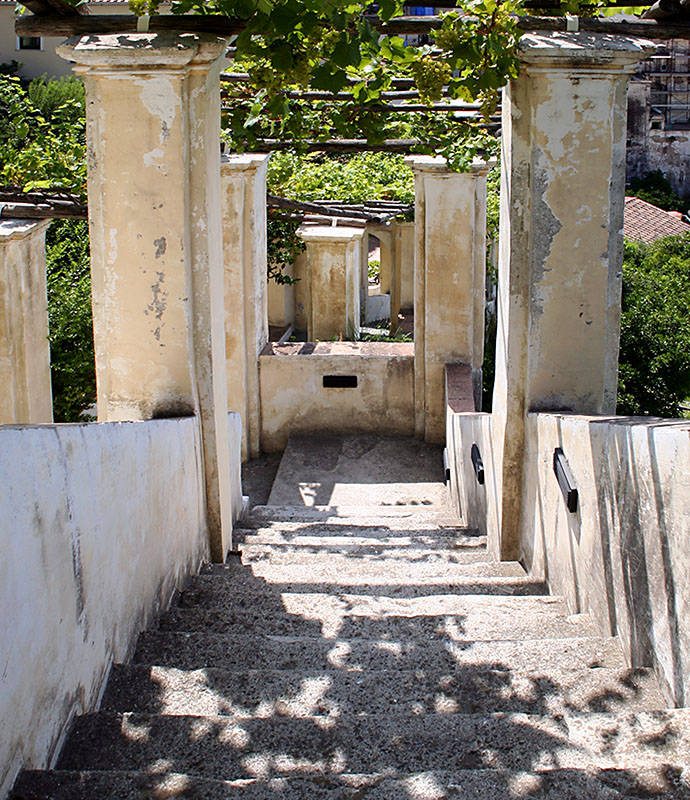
45, 220, 96, 422
27, 74, 85, 122
617, 235, 690, 417
627, 170, 687, 214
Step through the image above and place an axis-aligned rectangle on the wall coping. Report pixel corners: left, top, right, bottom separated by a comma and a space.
261, 341, 414, 357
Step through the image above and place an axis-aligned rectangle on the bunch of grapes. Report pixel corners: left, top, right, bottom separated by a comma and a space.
410, 58, 452, 104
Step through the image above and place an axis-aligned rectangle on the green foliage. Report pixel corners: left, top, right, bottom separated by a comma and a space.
618, 235, 690, 418
267, 214, 305, 284
45, 220, 96, 422
0, 60, 20, 76
27, 74, 85, 122
265, 152, 414, 283
368, 257, 380, 282
267, 151, 414, 203
627, 170, 687, 213
0, 75, 86, 194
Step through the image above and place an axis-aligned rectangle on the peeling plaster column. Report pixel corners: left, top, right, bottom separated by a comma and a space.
297, 226, 364, 341
390, 219, 415, 332
0, 219, 52, 424
221, 153, 270, 461
396, 220, 416, 311
58, 33, 234, 561
408, 156, 489, 444
491, 32, 655, 560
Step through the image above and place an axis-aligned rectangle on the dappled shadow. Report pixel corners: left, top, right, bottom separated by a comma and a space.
13, 452, 690, 799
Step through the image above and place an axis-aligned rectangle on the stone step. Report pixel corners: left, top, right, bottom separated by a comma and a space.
15, 766, 690, 800
134, 632, 626, 673
159, 592, 595, 641
236, 531, 486, 550
229, 564, 544, 591
102, 663, 666, 718
175, 577, 545, 605
55, 710, 690, 778
242, 506, 463, 529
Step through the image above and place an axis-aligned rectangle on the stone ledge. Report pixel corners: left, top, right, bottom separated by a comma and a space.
261, 341, 414, 357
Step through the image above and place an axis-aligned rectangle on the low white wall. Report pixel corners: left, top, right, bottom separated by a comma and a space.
446, 410, 499, 546
0, 417, 209, 797
259, 341, 415, 452
521, 412, 690, 706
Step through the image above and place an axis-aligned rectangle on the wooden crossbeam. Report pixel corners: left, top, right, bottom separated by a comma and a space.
15, 13, 245, 37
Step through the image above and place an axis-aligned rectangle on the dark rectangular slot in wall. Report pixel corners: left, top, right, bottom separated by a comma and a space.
323, 375, 358, 388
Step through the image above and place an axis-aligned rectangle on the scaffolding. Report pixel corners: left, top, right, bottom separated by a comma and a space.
638, 38, 690, 129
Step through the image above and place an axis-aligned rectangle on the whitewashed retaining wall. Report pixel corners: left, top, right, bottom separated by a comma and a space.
0, 417, 212, 797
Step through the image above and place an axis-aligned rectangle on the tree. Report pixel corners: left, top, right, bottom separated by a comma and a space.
618, 235, 690, 418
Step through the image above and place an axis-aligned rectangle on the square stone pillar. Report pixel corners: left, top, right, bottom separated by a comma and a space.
58, 33, 234, 561
491, 32, 656, 560
0, 219, 52, 424
389, 219, 415, 332
221, 153, 270, 461
297, 226, 364, 341
359, 225, 370, 316
396, 220, 416, 311
408, 156, 489, 444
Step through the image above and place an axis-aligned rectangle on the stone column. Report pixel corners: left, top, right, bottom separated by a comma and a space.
396, 220, 415, 311
221, 153, 270, 461
359, 225, 369, 316
58, 33, 234, 561
298, 226, 364, 341
389, 219, 415, 332
408, 156, 489, 443
0, 219, 52, 424
491, 32, 655, 560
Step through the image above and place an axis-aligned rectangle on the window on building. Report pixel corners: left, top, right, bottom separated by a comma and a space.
17, 36, 42, 51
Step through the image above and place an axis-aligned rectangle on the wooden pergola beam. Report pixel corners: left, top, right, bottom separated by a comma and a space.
17, 11, 690, 39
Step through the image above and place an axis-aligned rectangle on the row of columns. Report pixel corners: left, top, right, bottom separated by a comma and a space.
1, 28, 653, 565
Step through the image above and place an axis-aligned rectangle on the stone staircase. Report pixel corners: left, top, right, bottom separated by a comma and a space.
10, 436, 690, 799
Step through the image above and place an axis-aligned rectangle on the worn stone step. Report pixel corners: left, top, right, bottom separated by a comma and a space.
134, 632, 626, 673
236, 531, 486, 550
243, 506, 463, 529
230, 564, 543, 591
174, 578, 545, 606
233, 523, 487, 555
160, 592, 595, 640
15, 766, 690, 800
103, 663, 666, 718
56, 710, 690, 778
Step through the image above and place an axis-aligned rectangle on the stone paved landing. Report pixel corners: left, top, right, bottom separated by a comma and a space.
11, 436, 686, 800
267, 434, 450, 510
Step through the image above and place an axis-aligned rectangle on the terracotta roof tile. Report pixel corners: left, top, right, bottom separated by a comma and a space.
623, 196, 690, 243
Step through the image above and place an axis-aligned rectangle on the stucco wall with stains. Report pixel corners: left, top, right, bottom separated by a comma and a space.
259, 342, 415, 452
521, 413, 690, 707
0, 417, 211, 798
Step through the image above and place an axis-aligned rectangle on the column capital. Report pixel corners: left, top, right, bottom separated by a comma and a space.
297, 225, 365, 243
518, 31, 657, 73
405, 155, 495, 177
57, 32, 227, 73
220, 153, 271, 174
0, 219, 50, 244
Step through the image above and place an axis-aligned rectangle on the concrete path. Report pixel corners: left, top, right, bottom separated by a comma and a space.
11, 435, 686, 800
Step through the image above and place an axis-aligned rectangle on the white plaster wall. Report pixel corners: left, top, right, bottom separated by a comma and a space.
0, 417, 208, 797
259, 343, 415, 451
446, 411, 497, 539
521, 412, 690, 706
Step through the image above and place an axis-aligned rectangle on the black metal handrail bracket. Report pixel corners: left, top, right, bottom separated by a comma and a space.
471, 443, 485, 485
553, 447, 578, 513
